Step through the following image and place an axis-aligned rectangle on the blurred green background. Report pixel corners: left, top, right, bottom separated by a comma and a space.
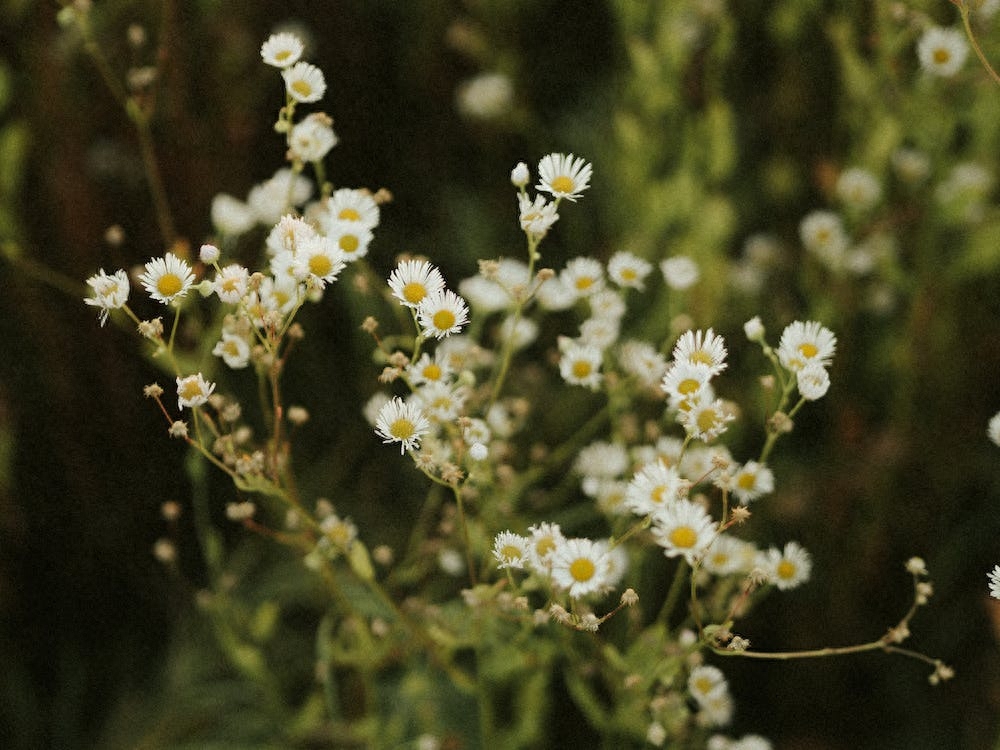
1, 0, 1000, 748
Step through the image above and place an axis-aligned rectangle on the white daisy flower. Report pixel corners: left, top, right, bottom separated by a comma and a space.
652, 499, 716, 562
266, 214, 317, 257
325, 187, 380, 230
587, 289, 626, 321
176, 373, 216, 410
607, 251, 652, 290
988, 411, 1000, 447
702, 534, 756, 576
374, 397, 431, 454
248, 169, 313, 224
459, 275, 510, 313
678, 392, 734, 442
617, 340, 669, 388
413, 381, 467, 422
526, 522, 566, 574
535, 275, 577, 311
536, 152, 593, 201
560, 256, 605, 299
492, 531, 530, 570
777, 320, 837, 372
729, 461, 775, 504
212, 333, 252, 369
327, 219, 374, 261
680, 444, 732, 484
660, 255, 700, 290
988, 565, 1000, 600
406, 351, 453, 386
417, 290, 470, 340
388, 259, 446, 309
213, 263, 250, 305
574, 441, 630, 480
260, 31, 304, 68
139, 252, 195, 305
518, 193, 559, 239
836, 167, 882, 212
796, 362, 831, 401
549, 537, 611, 598
282, 61, 326, 103
578, 317, 620, 351
688, 665, 728, 705
743, 316, 765, 342
289, 112, 338, 163
558, 339, 603, 390
799, 210, 848, 268
211, 193, 257, 236
892, 147, 931, 185
661, 361, 716, 408
761, 541, 812, 590
625, 461, 688, 517
917, 26, 969, 78
293, 235, 345, 286
697, 690, 734, 727
456, 71, 513, 121
84, 268, 130, 326
672, 328, 728, 374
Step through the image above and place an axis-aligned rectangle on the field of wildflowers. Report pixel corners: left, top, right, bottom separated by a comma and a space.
2, 1, 1000, 748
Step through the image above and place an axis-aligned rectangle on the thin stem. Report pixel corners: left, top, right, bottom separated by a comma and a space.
453, 484, 478, 585
954, 1, 1000, 86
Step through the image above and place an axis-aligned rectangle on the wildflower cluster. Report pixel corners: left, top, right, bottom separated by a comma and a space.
78, 21, 956, 750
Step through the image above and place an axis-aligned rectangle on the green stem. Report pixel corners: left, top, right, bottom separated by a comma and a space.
955, 2, 1000, 87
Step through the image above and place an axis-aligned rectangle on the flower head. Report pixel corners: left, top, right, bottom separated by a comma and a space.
85, 268, 130, 326
988, 411, 1000, 447
536, 153, 592, 201
729, 461, 775, 504
989, 565, 1000, 600
625, 461, 688, 517
761, 541, 812, 590
607, 251, 652, 290
176, 373, 216, 410
652, 499, 716, 562
282, 61, 326, 103
213, 333, 251, 369
660, 255, 700, 290
672, 328, 728, 375
260, 32, 304, 68
518, 193, 560, 239
417, 290, 470, 339
140, 252, 195, 305
289, 112, 338, 162
388, 259, 446, 309
374, 397, 431, 454
796, 362, 831, 400
550, 537, 611, 598
492, 531, 530, 570
777, 320, 837, 372
558, 339, 603, 390
325, 188, 380, 231
918, 26, 969, 78
293, 235, 346, 286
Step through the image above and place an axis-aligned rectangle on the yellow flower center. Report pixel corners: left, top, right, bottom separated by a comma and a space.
309, 255, 333, 277
651, 486, 667, 504
535, 537, 556, 557
338, 207, 361, 221
551, 175, 575, 194
669, 526, 698, 549
776, 560, 797, 580
798, 342, 819, 358
572, 360, 593, 379
500, 544, 522, 562
275, 50, 291, 62
402, 282, 427, 304
390, 418, 415, 441
422, 363, 442, 381
621, 268, 637, 281
696, 408, 719, 433
223, 341, 241, 357
689, 350, 714, 366
339, 234, 360, 253
933, 48, 951, 64
575, 276, 594, 291
432, 309, 456, 331
678, 378, 701, 395
179, 380, 203, 400
737, 473, 756, 490
291, 79, 313, 98
569, 557, 596, 582
157, 273, 183, 298
221, 278, 239, 293
694, 677, 714, 695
